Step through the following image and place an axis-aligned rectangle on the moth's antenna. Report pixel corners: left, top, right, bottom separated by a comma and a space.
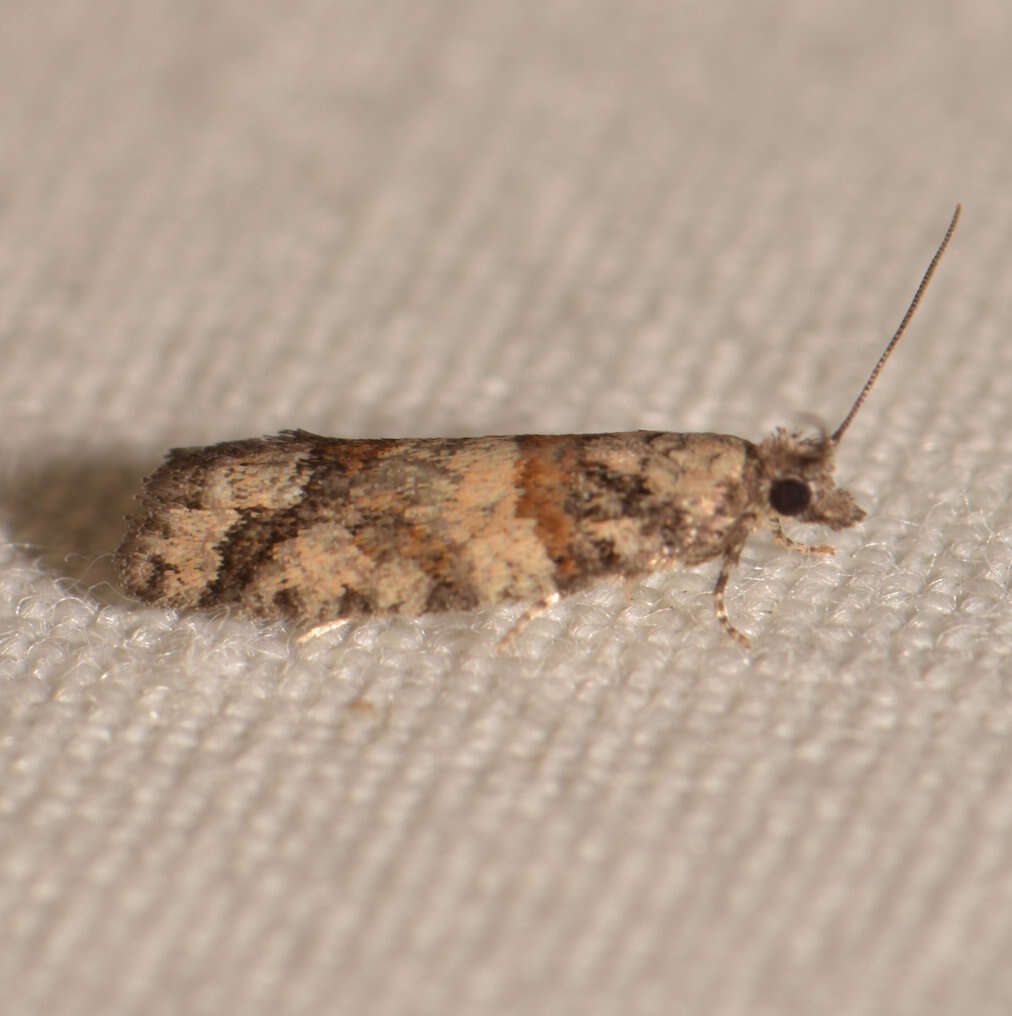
831, 204, 961, 445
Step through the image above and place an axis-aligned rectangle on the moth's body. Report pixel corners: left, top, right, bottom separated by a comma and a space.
115, 427, 861, 638
113, 205, 960, 644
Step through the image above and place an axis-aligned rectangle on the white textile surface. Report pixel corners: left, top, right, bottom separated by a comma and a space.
2, 2, 1011, 1013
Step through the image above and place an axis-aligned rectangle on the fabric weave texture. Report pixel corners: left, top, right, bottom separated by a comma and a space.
1, 2, 1010, 1014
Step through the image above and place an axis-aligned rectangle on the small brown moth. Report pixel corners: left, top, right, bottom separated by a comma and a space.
115, 207, 960, 645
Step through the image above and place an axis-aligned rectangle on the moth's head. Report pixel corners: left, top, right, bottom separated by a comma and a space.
752, 206, 961, 537
756, 427, 865, 531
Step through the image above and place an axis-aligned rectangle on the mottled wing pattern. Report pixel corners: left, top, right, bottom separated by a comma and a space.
115, 429, 756, 623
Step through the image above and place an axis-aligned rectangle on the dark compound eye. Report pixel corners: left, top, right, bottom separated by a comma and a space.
769, 478, 811, 516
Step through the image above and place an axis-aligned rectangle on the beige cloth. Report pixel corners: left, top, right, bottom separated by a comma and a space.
1, 2, 1010, 1013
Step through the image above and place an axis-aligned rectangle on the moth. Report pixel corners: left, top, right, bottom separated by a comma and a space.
115, 207, 960, 645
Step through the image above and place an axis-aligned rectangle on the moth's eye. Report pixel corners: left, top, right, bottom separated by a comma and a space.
769, 478, 811, 516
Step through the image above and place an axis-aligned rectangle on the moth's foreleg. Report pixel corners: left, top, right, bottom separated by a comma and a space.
772, 520, 834, 557
713, 549, 751, 648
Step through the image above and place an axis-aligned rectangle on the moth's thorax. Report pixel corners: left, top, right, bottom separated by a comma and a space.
511, 431, 755, 582
754, 428, 866, 532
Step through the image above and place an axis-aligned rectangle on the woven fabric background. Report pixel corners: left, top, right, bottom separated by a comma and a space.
2, 2, 1010, 1013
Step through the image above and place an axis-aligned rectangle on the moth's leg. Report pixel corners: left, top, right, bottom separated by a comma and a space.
497, 592, 561, 650
772, 520, 834, 557
296, 618, 352, 644
713, 550, 751, 648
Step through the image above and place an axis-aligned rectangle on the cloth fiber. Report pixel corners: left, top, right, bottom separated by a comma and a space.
1, 2, 1011, 1013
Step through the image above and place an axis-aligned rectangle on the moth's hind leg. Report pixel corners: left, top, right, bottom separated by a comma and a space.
497, 592, 561, 650
296, 617, 352, 644
713, 550, 751, 648
772, 520, 834, 557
